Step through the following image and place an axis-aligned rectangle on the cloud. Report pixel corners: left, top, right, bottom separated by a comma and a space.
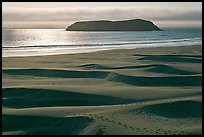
2, 6, 202, 28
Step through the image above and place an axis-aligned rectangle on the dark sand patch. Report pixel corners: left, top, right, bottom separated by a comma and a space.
79, 64, 198, 75
2, 115, 93, 135
96, 129, 106, 135
144, 64, 199, 75
133, 54, 202, 63
133, 54, 202, 58
106, 73, 201, 86
2, 88, 135, 108
133, 100, 202, 118
2, 69, 108, 79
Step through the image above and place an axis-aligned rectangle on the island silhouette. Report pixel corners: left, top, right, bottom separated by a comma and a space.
66, 19, 162, 31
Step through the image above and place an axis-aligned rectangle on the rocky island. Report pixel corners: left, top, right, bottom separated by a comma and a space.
66, 19, 162, 31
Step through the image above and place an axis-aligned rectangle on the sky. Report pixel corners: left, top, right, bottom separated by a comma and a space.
2, 2, 202, 29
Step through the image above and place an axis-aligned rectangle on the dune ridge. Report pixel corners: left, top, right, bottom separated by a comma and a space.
2, 69, 202, 86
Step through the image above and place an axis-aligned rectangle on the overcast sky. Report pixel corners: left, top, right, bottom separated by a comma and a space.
2, 2, 202, 29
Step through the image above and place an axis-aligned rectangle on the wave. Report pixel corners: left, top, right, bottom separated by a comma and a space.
2, 37, 201, 49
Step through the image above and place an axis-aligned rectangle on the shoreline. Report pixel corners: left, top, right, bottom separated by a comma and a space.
2, 44, 202, 58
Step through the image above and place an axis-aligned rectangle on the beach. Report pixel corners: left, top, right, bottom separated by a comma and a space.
2, 44, 202, 135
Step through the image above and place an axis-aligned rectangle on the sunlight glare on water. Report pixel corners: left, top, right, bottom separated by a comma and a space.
2, 28, 202, 57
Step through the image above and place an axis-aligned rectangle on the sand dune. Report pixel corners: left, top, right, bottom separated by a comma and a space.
2, 45, 202, 135
2, 69, 202, 86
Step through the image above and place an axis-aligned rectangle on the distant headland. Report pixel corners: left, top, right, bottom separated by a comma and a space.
66, 19, 162, 31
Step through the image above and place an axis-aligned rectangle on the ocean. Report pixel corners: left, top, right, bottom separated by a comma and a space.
2, 28, 202, 57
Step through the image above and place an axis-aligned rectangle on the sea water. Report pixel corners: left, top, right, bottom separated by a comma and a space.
2, 28, 202, 57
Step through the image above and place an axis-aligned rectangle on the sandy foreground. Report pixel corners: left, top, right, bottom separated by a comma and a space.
2, 45, 202, 135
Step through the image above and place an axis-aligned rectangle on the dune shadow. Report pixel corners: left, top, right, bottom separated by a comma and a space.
133, 54, 202, 63
2, 115, 93, 135
133, 54, 202, 58
2, 69, 108, 79
78, 64, 199, 75
106, 73, 202, 86
144, 64, 199, 75
2, 88, 135, 108
132, 100, 202, 118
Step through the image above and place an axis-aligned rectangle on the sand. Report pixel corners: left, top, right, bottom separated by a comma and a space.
2, 45, 202, 135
